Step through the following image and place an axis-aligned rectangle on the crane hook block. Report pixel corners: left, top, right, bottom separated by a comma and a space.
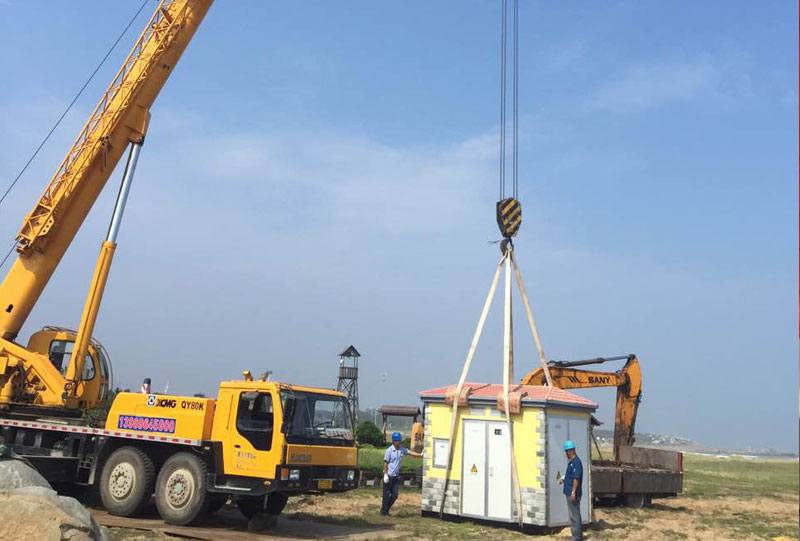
496, 198, 522, 238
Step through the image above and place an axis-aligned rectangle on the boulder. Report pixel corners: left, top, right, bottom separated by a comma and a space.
0, 458, 108, 541
0, 456, 51, 490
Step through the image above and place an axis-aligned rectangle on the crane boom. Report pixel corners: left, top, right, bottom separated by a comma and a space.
0, 0, 213, 412
0, 0, 213, 341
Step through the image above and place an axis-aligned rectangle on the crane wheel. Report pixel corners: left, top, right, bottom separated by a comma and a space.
237, 493, 289, 519
154, 452, 209, 525
206, 493, 228, 515
100, 446, 156, 517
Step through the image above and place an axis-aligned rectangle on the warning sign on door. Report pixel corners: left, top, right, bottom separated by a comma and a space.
470, 463, 478, 474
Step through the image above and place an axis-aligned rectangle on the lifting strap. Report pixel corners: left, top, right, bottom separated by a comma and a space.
437, 246, 552, 525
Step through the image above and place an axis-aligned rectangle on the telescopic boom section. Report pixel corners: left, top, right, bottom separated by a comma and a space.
0, 0, 213, 341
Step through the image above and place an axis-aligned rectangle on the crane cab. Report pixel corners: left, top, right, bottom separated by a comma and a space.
24, 327, 112, 409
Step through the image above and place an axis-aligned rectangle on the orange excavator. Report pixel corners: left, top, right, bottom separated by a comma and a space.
521, 354, 642, 460
522, 354, 682, 507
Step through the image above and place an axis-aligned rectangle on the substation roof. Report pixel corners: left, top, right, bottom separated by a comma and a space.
419, 383, 597, 412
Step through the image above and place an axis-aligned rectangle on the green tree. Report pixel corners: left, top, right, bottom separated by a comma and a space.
355, 421, 385, 447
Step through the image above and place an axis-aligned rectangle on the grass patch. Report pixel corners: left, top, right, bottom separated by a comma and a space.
286, 499, 528, 540
698, 510, 799, 539
660, 530, 689, 540
358, 446, 422, 472
683, 454, 799, 499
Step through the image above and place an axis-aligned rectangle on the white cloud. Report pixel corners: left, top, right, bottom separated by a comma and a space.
145, 128, 498, 239
588, 53, 752, 112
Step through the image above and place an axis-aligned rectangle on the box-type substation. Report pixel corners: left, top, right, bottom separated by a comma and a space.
419, 383, 597, 528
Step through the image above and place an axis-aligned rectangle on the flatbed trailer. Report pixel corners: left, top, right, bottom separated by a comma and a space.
592, 445, 683, 507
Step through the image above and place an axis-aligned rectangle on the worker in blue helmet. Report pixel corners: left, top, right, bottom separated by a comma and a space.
381, 431, 422, 516
558, 440, 584, 540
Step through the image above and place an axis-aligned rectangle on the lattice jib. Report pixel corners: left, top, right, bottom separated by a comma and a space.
16, 0, 190, 253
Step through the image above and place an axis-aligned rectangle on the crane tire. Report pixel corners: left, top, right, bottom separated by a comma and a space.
206, 493, 228, 514
237, 496, 264, 519
237, 492, 289, 519
100, 446, 156, 517
265, 492, 289, 514
155, 452, 209, 525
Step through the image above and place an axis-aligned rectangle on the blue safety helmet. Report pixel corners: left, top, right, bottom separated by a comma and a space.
392, 431, 402, 442
563, 440, 576, 451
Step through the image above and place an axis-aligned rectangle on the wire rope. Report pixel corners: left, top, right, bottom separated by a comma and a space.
512, 0, 519, 199
499, 0, 508, 200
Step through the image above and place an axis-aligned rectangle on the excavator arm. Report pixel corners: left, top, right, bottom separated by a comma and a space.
0, 0, 213, 411
521, 354, 642, 460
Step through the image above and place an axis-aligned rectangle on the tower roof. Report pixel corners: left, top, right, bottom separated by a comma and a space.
339, 345, 361, 358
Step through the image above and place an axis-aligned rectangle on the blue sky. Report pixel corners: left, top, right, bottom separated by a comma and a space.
0, 1, 797, 451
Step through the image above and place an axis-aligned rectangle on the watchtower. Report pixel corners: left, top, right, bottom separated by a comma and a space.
336, 345, 361, 427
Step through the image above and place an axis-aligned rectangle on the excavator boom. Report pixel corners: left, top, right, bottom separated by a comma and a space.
521, 354, 642, 460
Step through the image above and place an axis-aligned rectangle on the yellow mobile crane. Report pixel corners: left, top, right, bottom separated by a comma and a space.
0, 1, 359, 525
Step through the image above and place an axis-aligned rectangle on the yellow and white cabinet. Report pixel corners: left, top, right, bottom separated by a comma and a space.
419, 383, 597, 528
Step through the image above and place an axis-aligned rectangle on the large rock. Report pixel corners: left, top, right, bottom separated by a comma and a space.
0, 458, 108, 541
0, 456, 51, 490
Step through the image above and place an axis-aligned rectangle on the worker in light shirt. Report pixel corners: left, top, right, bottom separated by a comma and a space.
381, 431, 422, 516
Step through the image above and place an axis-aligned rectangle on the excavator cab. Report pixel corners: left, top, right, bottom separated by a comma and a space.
26, 327, 113, 408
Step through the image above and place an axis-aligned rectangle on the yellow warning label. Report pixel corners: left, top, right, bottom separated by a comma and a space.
470, 464, 478, 474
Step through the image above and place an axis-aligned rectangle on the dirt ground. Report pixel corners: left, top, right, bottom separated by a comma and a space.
108, 455, 800, 540
107, 490, 799, 541
279, 488, 800, 540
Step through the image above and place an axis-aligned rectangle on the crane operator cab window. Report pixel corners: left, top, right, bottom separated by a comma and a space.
236, 392, 273, 451
49, 340, 95, 380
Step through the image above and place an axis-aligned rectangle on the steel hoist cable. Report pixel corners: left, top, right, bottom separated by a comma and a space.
496, 0, 521, 242
512, 0, 519, 200
499, 0, 508, 200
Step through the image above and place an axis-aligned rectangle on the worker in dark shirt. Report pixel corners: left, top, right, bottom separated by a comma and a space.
559, 440, 584, 540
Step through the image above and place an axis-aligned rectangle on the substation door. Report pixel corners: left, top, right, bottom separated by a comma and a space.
461, 419, 512, 521
547, 414, 590, 526
568, 417, 591, 520
486, 422, 512, 521
461, 420, 487, 517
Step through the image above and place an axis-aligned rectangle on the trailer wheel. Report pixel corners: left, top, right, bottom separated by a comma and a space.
623, 493, 646, 509
154, 452, 209, 525
237, 493, 289, 519
100, 446, 155, 517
